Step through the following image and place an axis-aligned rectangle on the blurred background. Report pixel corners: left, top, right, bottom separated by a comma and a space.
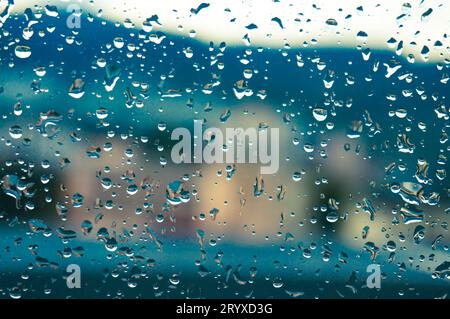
0, 0, 448, 298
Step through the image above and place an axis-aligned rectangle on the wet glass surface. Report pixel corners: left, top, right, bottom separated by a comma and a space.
0, 0, 448, 299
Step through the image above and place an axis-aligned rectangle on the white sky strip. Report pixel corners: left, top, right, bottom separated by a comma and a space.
5, 0, 449, 63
